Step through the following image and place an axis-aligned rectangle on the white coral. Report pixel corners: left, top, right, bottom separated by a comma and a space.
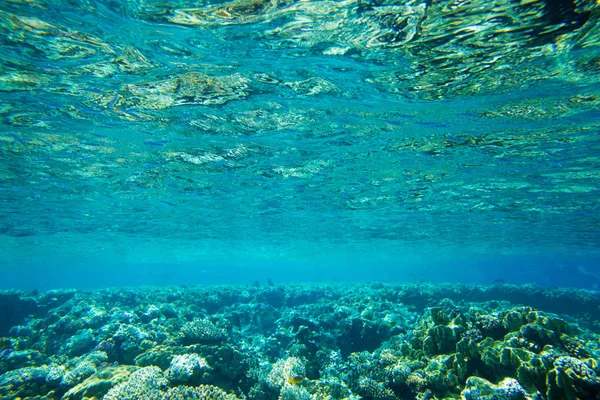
168, 353, 211, 383
266, 357, 306, 390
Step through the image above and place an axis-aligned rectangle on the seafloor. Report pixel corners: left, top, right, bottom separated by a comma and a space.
1, 283, 600, 400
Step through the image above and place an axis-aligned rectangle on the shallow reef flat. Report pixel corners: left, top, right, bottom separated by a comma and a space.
1, 283, 600, 399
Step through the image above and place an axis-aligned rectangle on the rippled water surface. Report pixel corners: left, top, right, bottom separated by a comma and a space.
1, 0, 599, 288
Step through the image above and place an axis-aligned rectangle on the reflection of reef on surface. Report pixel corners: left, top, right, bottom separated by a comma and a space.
1, 283, 600, 399
1, 0, 599, 101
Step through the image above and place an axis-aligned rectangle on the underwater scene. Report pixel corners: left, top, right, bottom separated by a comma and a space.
1, 0, 600, 398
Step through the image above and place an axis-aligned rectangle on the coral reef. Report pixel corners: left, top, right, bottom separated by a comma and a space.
0, 283, 599, 399
63, 365, 137, 399
167, 353, 211, 383
104, 366, 168, 399
181, 318, 228, 345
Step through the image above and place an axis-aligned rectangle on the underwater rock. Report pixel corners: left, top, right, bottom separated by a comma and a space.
0, 292, 37, 336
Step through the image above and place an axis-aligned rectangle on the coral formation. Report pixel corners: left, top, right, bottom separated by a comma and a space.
0, 283, 599, 399
182, 318, 228, 345
104, 366, 168, 399
63, 365, 138, 399
167, 384, 239, 399
167, 353, 211, 383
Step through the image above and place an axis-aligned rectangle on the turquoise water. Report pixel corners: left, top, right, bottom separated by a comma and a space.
1, 0, 600, 289
3, 2, 600, 399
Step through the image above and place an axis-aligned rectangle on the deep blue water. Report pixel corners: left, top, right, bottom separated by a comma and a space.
1, 0, 599, 290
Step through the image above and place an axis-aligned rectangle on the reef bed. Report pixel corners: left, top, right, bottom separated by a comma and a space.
1, 282, 600, 400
